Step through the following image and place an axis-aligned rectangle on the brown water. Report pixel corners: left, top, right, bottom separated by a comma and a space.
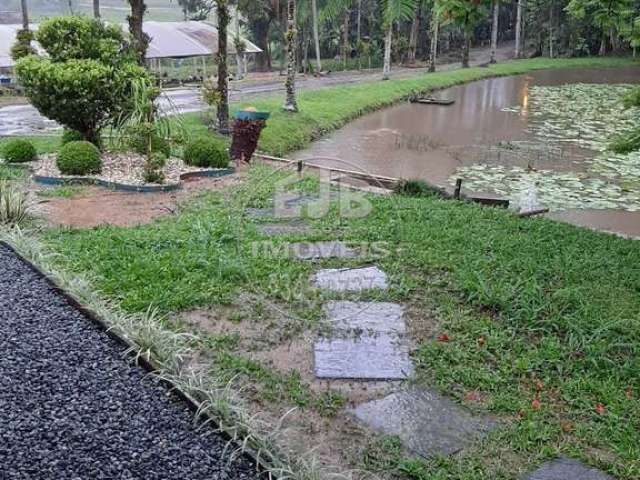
295, 67, 640, 238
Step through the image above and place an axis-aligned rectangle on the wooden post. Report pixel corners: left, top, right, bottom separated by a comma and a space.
454, 179, 462, 199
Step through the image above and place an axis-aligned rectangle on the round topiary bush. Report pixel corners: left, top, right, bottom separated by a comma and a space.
61, 128, 84, 146
2, 139, 37, 164
183, 137, 229, 168
57, 141, 102, 175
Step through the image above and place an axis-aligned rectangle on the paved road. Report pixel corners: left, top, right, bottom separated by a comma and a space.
0, 43, 514, 136
0, 243, 257, 480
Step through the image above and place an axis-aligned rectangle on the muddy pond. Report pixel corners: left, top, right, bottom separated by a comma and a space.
295, 67, 640, 238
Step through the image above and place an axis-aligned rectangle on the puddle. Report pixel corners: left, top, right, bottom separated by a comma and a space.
295, 67, 640, 237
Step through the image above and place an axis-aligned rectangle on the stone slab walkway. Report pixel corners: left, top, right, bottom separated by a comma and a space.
0, 244, 256, 479
314, 301, 413, 380
312, 266, 388, 292
522, 458, 615, 480
352, 388, 497, 459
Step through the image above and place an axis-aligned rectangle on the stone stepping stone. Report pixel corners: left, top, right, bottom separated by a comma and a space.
314, 335, 414, 380
314, 301, 413, 380
312, 266, 388, 292
522, 458, 615, 480
291, 241, 358, 260
245, 207, 274, 219
352, 388, 498, 459
323, 301, 404, 334
258, 223, 313, 237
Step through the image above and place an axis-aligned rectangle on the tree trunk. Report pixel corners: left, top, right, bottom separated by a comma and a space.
216, 0, 230, 132
490, 0, 498, 63
311, 0, 322, 73
515, 0, 523, 58
127, 0, 150, 66
20, 0, 29, 30
93, 0, 100, 18
342, 9, 350, 70
356, 0, 362, 44
548, 0, 554, 57
252, 18, 272, 71
382, 25, 392, 80
462, 23, 470, 68
408, 4, 420, 64
599, 33, 607, 56
234, 7, 244, 80
428, 6, 439, 72
283, 0, 298, 112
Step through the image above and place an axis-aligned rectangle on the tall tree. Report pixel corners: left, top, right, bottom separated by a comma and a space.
20, 0, 29, 31
216, 0, 231, 132
408, 1, 421, 63
490, 0, 499, 63
428, 0, 439, 71
381, 0, 418, 79
567, 0, 635, 56
176, 0, 216, 20
93, 0, 100, 18
237, 0, 277, 71
284, 0, 299, 111
439, 0, 487, 68
312, 0, 322, 72
127, 0, 150, 66
515, 0, 525, 57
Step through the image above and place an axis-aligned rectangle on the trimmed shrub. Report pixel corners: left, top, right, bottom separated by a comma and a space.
2, 139, 37, 163
57, 141, 102, 175
15, 16, 148, 146
61, 129, 84, 146
183, 137, 230, 168
10, 29, 36, 61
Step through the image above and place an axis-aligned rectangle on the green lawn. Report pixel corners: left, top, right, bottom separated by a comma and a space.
44, 162, 640, 479
13, 57, 640, 478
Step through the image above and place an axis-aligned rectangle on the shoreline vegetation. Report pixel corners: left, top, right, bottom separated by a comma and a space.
4, 57, 638, 159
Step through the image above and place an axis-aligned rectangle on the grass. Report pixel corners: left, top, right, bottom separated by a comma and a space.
43, 162, 640, 478
8, 57, 640, 478
36, 185, 86, 199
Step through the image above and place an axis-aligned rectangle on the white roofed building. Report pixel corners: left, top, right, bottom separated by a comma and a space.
0, 21, 261, 82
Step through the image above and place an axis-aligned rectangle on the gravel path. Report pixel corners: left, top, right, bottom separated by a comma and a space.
0, 244, 257, 480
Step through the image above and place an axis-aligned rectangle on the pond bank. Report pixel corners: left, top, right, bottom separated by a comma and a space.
293, 66, 640, 238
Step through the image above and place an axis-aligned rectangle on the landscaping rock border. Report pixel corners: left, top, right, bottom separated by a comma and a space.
32, 168, 236, 193
0, 241, 262, 478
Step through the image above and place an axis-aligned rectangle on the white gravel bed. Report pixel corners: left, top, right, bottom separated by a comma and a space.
34, 152, 218, 187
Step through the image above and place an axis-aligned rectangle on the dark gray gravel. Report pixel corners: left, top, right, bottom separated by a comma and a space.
0, 244, 257, 480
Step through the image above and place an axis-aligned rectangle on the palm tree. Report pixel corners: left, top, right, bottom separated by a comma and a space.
489, 0, 499, 63
311, 0, 322, 72
216, 0, 231, 132
93, 0, 101, 18
428, 0, 439, 72
439, 0, 486, 68
20, 0, 29, 31
381, 0, 418, 80
283, 0, 299, 112
127, 0, 150, 65
515, 0, 524, 58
